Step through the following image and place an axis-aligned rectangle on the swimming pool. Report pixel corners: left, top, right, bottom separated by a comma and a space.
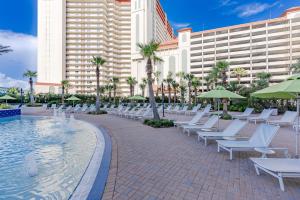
0, 115, 105, 199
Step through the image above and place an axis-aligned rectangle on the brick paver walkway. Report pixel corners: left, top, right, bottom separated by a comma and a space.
24, 109, 300, 200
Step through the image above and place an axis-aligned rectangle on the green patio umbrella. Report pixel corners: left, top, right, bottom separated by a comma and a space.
252, 74, 300, 156
198, 86, 245, 129
128, 95, 146, 101
199, 86, 246, 99
66, 96, 81, 107
0, 94, 16, 104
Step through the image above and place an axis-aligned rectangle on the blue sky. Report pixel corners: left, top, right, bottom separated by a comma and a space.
0, 0, 299, 88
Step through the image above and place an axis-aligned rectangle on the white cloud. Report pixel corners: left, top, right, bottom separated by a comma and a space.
235, 2, 279, 18
0, 73, 29, 89
219, 0, 237, 7
171, 22, 191, 30
0, 30, 37, 81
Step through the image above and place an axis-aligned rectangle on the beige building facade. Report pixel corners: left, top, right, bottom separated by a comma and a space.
36, 0, 174, 95
152, 7, 300, 92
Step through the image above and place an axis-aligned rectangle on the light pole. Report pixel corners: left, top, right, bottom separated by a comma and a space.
161, 82, 165, 117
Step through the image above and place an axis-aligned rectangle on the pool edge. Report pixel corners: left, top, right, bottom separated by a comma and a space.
87, 127, 112, 200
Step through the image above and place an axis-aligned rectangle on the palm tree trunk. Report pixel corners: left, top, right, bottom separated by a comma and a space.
188, 84, 192, 106
29, 78, 34, 104
109, 91, 112, 103
174, 90, 177, 104
96, 66, 100, 112
62, 86, 65, 104
113, 88, 116, 104
146, 58, 160, 120
168, 85, 171, 105
194, 88, 198, 104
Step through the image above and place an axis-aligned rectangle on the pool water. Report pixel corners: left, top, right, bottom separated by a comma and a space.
0, 116, 99, 199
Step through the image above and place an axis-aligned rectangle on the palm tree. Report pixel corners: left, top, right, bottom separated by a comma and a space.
216, 60, 229, 86
204, 75, 212, 91
91, 56, 106, 112
105, 84, 113, 102
176, 71, 185, 85
179, 84, 187, 104
23, 70, 37, 104
111, 76, 119, 104
0, 45, 12, 55
61, 80, 70, 104
137, 41, 163, 120
255, 72, 272, 89
191, 77, 201, 103
184, 73, 195, 106
139, 78, 147, 97
164, 72, 173, 105
153, 71, 161, 97
171, 80, 179, 104
232, 67, 247, 84
291, 59, 300, 74
126, 76, 137, 96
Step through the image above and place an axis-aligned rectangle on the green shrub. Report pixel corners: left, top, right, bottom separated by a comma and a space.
88, 110, 108, 115
143, 119, 174, 128
26, 103, 43, 107
221, 113, 232, 120
0, 104, 11, 109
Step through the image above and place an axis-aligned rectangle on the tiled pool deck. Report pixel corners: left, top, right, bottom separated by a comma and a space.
23, 108, 300, 200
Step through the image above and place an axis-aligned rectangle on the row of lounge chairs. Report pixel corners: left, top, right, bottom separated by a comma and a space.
165, 104, 204, 115
106, 104, 154, 120
175, 109, 300, 191
43, 104, 96, 113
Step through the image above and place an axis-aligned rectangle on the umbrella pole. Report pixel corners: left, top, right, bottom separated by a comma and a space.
217, 99, 220, 131
296, 97, 300, 157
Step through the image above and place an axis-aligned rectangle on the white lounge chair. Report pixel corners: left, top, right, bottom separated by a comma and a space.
174, 111, 206, 127
202, 104, 212, 116
232, 108, 254, 120
267, 111, 298, 127
185, 104, 201, 115
182, 115, 219, 136
217, 124, 280, 160
65, 105, 72, 112
197, 119, 247, 146
177, 105, 189, 115
73, 105, 82, 113
42, 104, 47, 109
248, 109, 274, 124
51, 104, 57, 110
251, 158, 300, 191
170, 105, 180, 114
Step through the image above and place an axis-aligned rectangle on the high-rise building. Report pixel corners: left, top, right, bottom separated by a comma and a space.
148, 7, 300, 92
36, 0, 174, 95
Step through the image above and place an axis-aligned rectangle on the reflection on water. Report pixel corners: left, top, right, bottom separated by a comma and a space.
0, 116, 98, 200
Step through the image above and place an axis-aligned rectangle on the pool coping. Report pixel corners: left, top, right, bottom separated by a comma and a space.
70, 122, 112, 200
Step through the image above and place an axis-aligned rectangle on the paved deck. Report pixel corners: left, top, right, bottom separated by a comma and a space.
23, 108, 300, 200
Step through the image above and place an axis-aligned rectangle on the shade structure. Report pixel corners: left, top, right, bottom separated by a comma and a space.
0, 95, 16, 104
66, 96, 81, 101
198, 86, 245, 130
251, 74, 300, 99
128, 95, 146, 101
198, 86, 246, 99
251, 74, 300, 156
66, 96, 81, 106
